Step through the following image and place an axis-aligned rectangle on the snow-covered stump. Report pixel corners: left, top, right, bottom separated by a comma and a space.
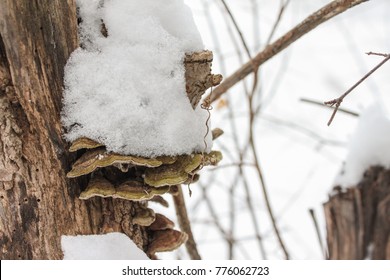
324, 166, 390, 259
63, 0, 223, 259
324, 103, 390, 260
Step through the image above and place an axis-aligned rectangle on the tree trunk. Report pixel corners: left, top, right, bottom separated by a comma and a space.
324, 166, 390, 259
0, 0, 148, 259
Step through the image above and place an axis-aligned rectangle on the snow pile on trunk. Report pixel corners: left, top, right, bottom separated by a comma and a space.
61, 0, 212, 157
335, 102, 390, 187
61, 232, 149, 260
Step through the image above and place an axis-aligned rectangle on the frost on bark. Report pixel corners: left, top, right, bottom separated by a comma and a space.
0, 0, 221, 259
324, 166, 390, 259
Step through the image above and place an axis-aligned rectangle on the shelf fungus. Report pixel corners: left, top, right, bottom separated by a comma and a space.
68, 137, 104, 152
147, 229, 188, 256
79, 176, 171, 201
149, 195, 169, 208
133, 207, 156, 227
149, 213, 175, 231
144, 152, 222, 187
66, 148, 164, 178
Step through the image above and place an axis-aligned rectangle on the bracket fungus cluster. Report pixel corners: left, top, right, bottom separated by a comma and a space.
66, 48, 223, 257
68, 138, 222, 198
67, 136, 221, 258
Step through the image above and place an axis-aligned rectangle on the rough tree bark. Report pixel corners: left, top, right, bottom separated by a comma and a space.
324, 166, 390, 259
0, 0, 149, 259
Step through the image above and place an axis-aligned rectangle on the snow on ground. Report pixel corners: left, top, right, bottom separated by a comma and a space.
335, 103, 390, 187
62, 0, 212, 157
61, 232, 149, 260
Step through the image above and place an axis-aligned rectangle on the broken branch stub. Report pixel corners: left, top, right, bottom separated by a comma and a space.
184, 50, 223, 109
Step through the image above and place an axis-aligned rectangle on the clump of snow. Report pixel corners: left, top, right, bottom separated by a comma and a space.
334, 103, 390, 187
61, 232, 149, 260
61, 0, 212, 157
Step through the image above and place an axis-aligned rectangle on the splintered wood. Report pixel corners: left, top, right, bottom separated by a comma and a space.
184, 50, 222, 109
324, 166, 390, 259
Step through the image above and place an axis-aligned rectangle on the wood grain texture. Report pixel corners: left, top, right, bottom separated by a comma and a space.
324, 166, 390, 259
184, 50, 222, 109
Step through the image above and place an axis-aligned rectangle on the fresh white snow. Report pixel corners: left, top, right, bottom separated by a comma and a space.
61, 232, 149, 260
335, 102, 390, 187
62, 0, 212, 157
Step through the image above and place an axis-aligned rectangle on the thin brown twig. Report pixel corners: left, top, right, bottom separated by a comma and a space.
300, 97, 359, 117
254, 0, 291, 115
172, 186, 201, 260
309, 209, 328, 259
262, 114, 346, 147
248, 109, 290, 259
207, 0, 369, 103
247, 1, 289, 257
221, 0, 289, 258
212, 0, 268, 259
198, 183, 235, 250
219, 0, 259, 98
204, 1, 243, 259
366, 51, 389, 57
265, 0, 291, 46
209, 162, 255, 171
220, 0, 252, 59
218, 0, 251, 98
325, 53, 390, 126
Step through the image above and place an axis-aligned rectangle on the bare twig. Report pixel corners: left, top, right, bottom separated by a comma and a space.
172, 186, 201, 260
262, 114, 346, 147
366, 51, 389, 57
204, 1, 243, 259
309, 209, 328, 259
221, 0, 290, 259
209, 162, 255, 171
300, 98, 359, 117
265, 0, 291, 45
205, 0, 269, 259
248, 111, 290, 259
221, 0, 271, 259
218, 0, 251, 98
220, 0, 252, 59
207, 0, 369, 103
325, 53, 390, 126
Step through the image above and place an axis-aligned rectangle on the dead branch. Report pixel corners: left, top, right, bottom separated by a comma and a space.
207, 0, 369, 103
300, 98, 359, 117
217, 0, 291, 259
309, 208, 327, 258
324, 53, 390, 126
220, 0, 251, 59
173, 186, 202, 260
